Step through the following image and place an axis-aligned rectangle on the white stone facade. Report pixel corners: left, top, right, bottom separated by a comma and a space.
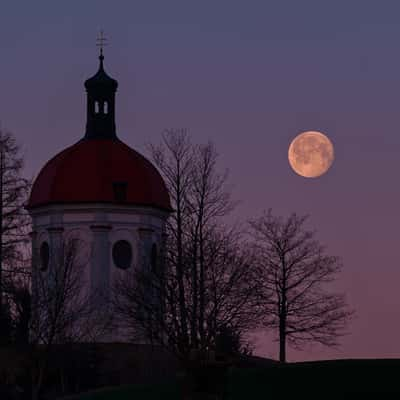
30, 203, 169, 342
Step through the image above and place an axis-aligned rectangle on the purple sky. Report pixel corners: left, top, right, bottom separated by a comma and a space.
2, 0, 400, 361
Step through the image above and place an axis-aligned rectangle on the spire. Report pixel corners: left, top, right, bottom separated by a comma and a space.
84, 31, 118, 140
97, 30, 106, 69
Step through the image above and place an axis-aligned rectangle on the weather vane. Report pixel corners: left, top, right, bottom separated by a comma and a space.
96, 30, 108, 57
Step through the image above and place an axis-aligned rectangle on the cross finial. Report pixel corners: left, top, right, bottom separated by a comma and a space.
96, 30, 108, 59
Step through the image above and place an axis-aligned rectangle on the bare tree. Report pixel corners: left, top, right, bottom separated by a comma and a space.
11, 283, 31, 345
0, 129, 31, 342
249, 210, 354, 363
114, 226, 260, 358
31, 238, 106, 344
113, 130, 262, 363
1, 248, 32, 347
30, 237, 110, 399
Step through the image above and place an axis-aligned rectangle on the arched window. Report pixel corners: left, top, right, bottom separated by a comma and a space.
151, 243, 157, 273
40, 242, 50, 271
104, 101, 108, 114
95, 102, 99, 114
112, 240, 132, 270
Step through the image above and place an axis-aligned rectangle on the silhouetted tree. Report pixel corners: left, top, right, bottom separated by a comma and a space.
113, 130, 262, 364
215, 323, 254, 358
12, 284, 31, 345
0, 300, 12, 345
0, 129, 31, 342
249, 210, 354, 363
30, 237, 110, 400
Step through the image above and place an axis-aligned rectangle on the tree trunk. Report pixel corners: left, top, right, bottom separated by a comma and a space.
176, 173, 189, 350
32, 363, 44, 400
279, 284, 287, 363
279, 319, 286, 363
191, 237, 198, 349
198, 229, 205, 349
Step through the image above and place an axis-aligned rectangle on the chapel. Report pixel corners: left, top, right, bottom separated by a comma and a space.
26, 46, 171, 340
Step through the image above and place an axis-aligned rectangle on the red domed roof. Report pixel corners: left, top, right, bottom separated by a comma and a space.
28, 139, 171, 211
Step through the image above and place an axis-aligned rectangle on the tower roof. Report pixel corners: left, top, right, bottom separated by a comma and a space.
84, 54, 118, 92
27, 139, 172, 211
28, 45, 171, 212
85, 31, 118, 93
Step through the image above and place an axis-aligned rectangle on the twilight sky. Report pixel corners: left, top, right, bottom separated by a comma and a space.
2, 0, 400, 361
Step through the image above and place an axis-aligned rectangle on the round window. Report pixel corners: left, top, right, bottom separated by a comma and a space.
112, 240, 132, 270
151, 243, 158, 273
40, 242, 50, 271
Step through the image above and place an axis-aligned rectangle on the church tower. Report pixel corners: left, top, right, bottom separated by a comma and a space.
84, 46, 118, 140
27, 45, 171, 341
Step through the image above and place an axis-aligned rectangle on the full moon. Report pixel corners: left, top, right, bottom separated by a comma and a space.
288, 131, 334, 178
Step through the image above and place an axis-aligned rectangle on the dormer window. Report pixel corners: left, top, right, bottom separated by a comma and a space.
95, 101, 100, 114
104, 101, 108, 114
113, 182, 127, 202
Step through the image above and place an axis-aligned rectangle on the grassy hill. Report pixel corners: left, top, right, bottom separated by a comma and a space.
63, 381, 180, 400
228, 358, 400, 395
66, 358, 400, 398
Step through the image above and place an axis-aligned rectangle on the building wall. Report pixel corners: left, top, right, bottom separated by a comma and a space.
30, 203, 169, 343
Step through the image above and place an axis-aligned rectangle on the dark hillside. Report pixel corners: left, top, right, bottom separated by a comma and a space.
228, 359, 400, 395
